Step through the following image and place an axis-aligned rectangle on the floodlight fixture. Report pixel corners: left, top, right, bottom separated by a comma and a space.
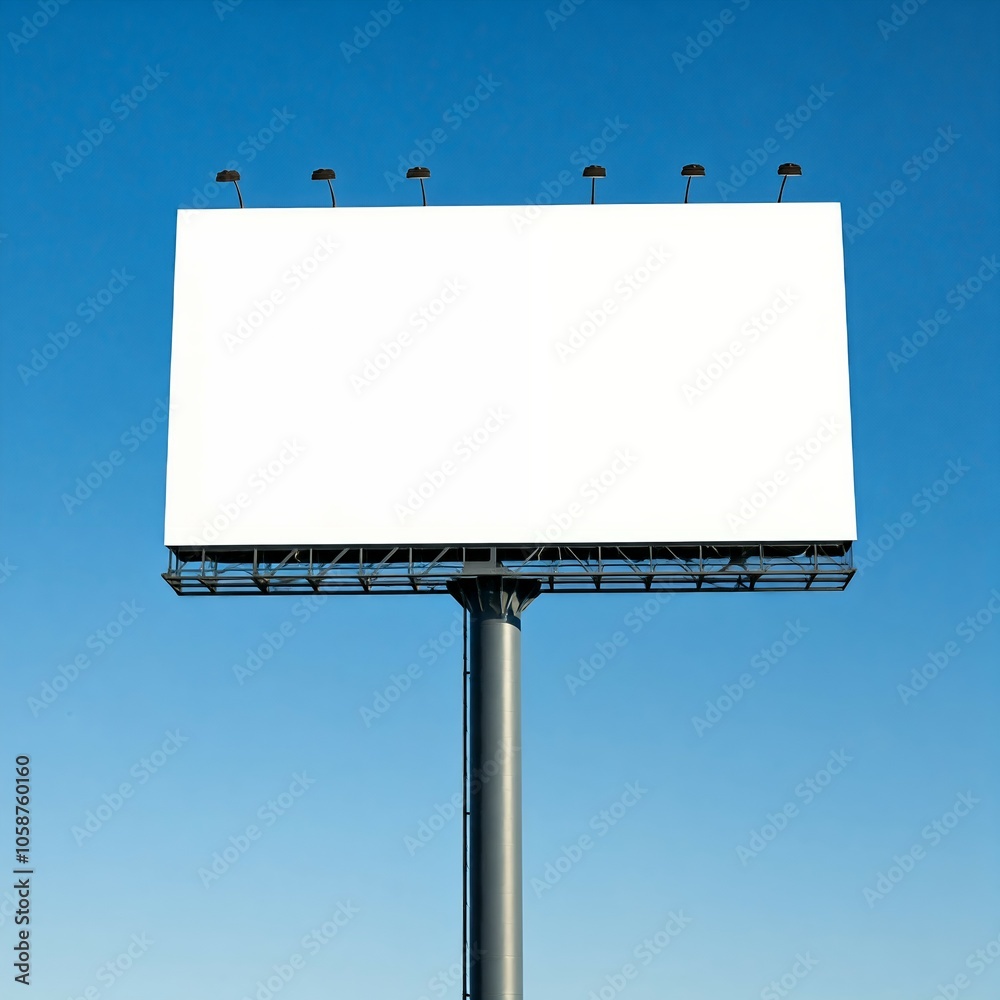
405, 166, 430, 206
215, 170, 243, 208
681, 164, 705, 204
582, 164, 606, 204
311, 168, 337, 207
777, 162, 802, 203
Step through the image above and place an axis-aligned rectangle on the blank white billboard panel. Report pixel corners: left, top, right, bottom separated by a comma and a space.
164, 203, 855, 547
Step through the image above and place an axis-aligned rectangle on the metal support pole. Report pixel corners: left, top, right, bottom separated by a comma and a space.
462, 606, 469, 1000
448, 577, 540, 1000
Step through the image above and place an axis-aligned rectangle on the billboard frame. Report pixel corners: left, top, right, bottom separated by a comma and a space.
163, 541, 854, 595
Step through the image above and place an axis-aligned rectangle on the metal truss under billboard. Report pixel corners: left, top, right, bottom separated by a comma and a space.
163, 542, 854, 595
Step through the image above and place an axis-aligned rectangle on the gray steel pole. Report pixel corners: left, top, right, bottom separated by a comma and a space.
449, 577, 539, 1000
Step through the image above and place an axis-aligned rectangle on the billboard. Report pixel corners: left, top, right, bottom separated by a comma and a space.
164, 203, 855, 549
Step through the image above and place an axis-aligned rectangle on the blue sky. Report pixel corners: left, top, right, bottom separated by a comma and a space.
1, 0, 998, 998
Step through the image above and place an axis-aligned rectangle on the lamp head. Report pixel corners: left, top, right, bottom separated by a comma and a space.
776, 163, 802, 202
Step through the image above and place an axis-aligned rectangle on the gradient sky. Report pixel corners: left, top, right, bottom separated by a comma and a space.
1, 1, 998, 998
